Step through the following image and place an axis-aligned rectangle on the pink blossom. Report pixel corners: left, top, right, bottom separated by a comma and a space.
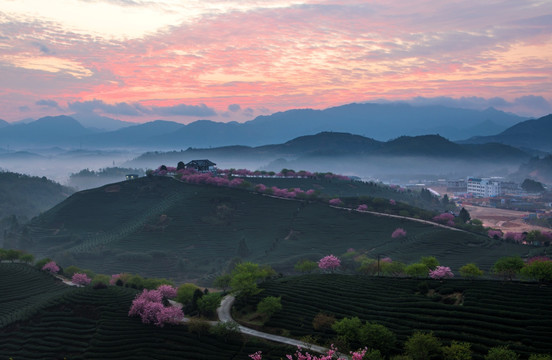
488, 229, 503, 239
329, 198, 342, 206
154, 306, 184, 327
157, 284, 177, 299
389, 199, 396, 205
42, 261, 59, 274
527, 256, 551, 265
357, 204, 368, 211
429, 266, 454, 279
504, 232, 525, 243
255, 184, 267, 192
71, 273, 91, 286
318, 255, 341, 271
128, 289, 183, 327
381, 257, 392, 263
433, 213, 455, 224
391, 228, 407, 238
249, 351, 263, 360
110, 274, 122, 285
305, 189, 316, 196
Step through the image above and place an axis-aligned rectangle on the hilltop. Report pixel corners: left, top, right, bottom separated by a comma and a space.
16, 176, 531, 284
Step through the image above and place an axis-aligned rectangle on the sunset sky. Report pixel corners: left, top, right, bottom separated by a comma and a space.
1, 0, 551, 124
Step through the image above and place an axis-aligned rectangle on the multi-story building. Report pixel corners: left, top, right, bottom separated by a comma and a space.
467, 177, 501, 197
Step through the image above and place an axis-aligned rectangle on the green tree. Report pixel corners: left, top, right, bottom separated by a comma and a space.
5, 249, 21, 262
91, 274, 110, 287
521, 259, 552, 282
176, 283, 200, 305
521, 178, 545, 192
197, 292, 222, 317
405, 263, 428, 278
404, 331, 442, 360
420, 256, 439, 270
492, 256, 524, 280
209, 321, 240, 342
332, 316, 363, 345
459, 263, 484, 279
442, 341, 472, 360
484, 346, 519, 360
34, 257, 52, 270
257, 296, 282, 321
458, 208, 471, 224
359, 322, 396, 356
294, 259, 318, 273
213, 274, 232, 292
19, 253, 34, 264
230, 262, 275, 297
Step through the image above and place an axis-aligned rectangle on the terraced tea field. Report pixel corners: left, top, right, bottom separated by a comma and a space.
17, 176, 533, 284
243, 274, 552, 359
0, 264, 290, 360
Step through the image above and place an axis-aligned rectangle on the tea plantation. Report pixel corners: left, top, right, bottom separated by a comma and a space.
0, 264, 290, 360
15, 176, 532, 285
242, 274, 552, 359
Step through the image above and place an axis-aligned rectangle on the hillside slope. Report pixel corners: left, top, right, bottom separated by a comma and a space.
18, 177, 530, 284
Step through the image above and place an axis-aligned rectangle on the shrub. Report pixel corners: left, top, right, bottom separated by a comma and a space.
404, 331, 442, 360
442, 341, 472, 360
459, 263, 483, 279
294, 259, 318, 273
197, 292, 222, 317
257, 296, 282, 320
405, 263, 428, 278
484, 346, 519, 360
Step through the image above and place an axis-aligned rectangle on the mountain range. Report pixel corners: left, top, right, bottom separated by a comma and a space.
0, 103, 532, 150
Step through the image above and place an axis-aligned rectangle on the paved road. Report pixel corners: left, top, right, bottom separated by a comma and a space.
217, 295, 347, 357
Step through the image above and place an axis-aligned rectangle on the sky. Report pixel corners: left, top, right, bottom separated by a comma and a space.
1, 0, 551, 124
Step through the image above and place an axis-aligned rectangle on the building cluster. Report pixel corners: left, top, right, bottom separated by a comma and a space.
446, 177, 519, 198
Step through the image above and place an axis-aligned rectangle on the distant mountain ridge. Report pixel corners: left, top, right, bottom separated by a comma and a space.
461, 114, 552, 152
0, 103, 528, 149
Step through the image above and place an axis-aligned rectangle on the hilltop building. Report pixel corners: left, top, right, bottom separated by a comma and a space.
186, 159, 216, 172
467, 177, 501, 197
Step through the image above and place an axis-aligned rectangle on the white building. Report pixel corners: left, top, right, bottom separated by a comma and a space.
467, 177, 501, 197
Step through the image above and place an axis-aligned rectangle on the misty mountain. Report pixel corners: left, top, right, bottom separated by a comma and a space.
70, 112, 133, 131
0, 119, 8, 128
80, 120, 185, 147
461, 114, 552, 152
0, 116, 96, 147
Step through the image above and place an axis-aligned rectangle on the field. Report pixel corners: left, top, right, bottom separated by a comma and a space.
0, 263, 290, 360
464, 205, 551, 233
15, 177, 535, 285
241, 274, 552, 359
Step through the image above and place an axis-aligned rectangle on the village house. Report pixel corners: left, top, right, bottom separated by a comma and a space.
185, 159, 217, 172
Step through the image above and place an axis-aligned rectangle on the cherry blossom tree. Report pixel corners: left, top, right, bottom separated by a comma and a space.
250, 345, 368, 360
488, 229, 503, 239
319, 255, 341, 271
433, 213, 455, 226
329, 198, 343, 206
42, 261, 59, 274
391, 228, 407, 238
157, 284, 177, 299
429, 266, 454, 279
71, 273, 91, 286
357, 204, 368, 211
128, 287, 184, 327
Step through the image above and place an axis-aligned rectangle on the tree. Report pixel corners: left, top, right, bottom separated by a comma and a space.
459, 263, 484, 279
492, 256, 524, 280
429, 266, 454, 280
391, 228, 407, 238
42, 261, 60, 274
71, 273, 91, 286
359, 322, 396, 356
257, 296, 282, 321
91, 274, 111, 287
521, 258, 552, 282
405, 263, 428, 278
294, 259, 318, 273
484, 346, 519, 360
442, 341, 472, 360
19, 253, 34, 264
176, 283, 200, 305
210, 321, 240, 342
5, 249, 21, 262
197, 292, 222, 317
332, 316, 363, 345
458, 208, 471, 223
213, 274, 232, 292
230, 262, 275, 297
420, 256, 439, 270
404, 331, 442, 360
521, 178, 545, 193
319, 255, 341, 271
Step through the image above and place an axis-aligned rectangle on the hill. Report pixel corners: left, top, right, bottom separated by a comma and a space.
242, 274, 552, 359
17, 176, 531, 284
462, 114, 552, 152
0, 171, 73, 223
0, 263, 289, 360
511, 155, 552, 185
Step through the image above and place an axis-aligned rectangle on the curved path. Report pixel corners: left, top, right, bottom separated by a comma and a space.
217, 295, 350, 358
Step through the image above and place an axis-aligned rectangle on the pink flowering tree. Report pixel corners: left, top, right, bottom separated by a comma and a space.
488, 229, 503, 239
391, 228, 407, 238
504, 232, 525, 243
157, 284, 177, 299
429, 266, 454, 279
42, 261, 60, 274
357, 204, 368, 211
319, 255, 341, 272
250, 345, 367, 360
389, 199, 396, 205
433, 213, 455, 226
71, 273, 91, 286
329, 198, 343, 206
128, 288, 183, 327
